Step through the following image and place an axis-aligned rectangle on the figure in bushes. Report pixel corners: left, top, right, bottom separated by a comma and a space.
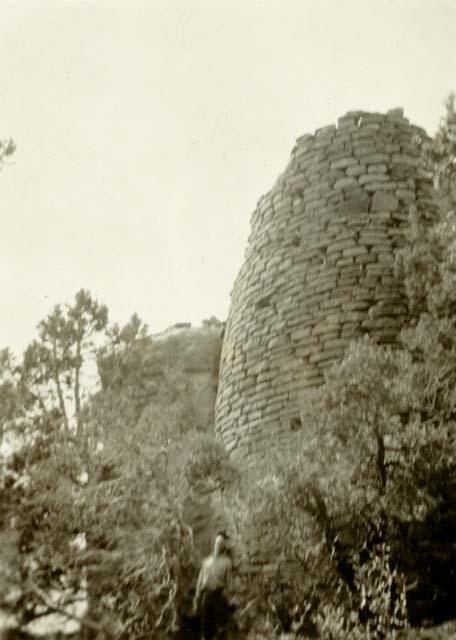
193, 531, 236, 639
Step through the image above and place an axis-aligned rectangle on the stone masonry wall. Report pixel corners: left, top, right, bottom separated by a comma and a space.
215, 108, 436, 462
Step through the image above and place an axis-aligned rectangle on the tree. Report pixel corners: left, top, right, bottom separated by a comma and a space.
65, 289, 108, 435
96, 313, 152, 423
0, 348, 19, 446
421, 93, 456, 211
2, 381, 237, 638
0, 137, 15, 168
0, 291, 108, 635
1, 292, 238, 638
14, 290, 109, 440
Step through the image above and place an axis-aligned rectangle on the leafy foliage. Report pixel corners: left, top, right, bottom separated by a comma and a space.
0, 137, 15, 167
0, 298, 233, 638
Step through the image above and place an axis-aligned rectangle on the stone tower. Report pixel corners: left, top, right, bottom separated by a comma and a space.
215, 109, 435, 461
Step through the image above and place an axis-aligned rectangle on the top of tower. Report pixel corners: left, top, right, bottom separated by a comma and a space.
294, 107, 428, 149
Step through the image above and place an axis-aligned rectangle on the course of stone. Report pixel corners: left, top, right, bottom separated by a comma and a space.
215, 109, 436, 461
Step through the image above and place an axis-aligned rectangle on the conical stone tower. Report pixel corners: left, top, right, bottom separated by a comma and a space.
215, 109, 436, 461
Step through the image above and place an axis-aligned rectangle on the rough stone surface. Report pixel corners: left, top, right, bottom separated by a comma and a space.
148, 318, 224, 431
215, 109, 436, 462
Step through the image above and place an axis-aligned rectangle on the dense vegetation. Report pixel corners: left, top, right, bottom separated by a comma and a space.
1, 96, 456, 639
0, 303, 232, 638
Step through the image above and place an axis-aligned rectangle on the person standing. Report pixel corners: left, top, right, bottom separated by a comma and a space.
193, 532, 234, 640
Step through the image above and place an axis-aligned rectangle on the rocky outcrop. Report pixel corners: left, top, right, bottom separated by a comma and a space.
98, 318, 224, 432
149, 318, 224, 431
215, 109, 437, 461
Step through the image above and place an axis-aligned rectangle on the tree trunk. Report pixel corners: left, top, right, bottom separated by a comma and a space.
376, 431, 387, 493
52, 339, 69, 435
75, 337, 82, 437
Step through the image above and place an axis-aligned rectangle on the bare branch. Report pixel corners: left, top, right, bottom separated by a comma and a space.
26, 580, 106, 635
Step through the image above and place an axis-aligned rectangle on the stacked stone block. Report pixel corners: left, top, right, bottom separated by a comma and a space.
215, 109, 436, 461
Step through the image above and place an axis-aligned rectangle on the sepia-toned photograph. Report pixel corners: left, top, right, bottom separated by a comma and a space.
1, 1, 455, 638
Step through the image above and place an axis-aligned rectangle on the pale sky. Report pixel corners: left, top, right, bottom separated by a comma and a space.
1, 0, 455, 357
